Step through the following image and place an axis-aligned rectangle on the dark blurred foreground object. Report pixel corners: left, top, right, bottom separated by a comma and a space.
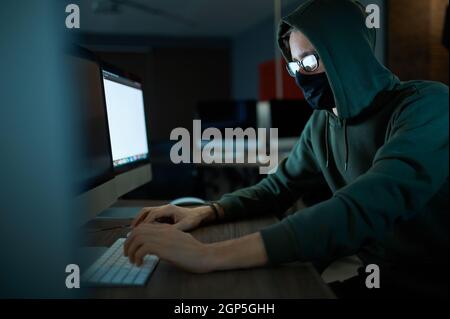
0, 1, 79, 297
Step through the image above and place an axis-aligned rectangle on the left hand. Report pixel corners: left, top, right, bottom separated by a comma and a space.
123, 223, 213, 273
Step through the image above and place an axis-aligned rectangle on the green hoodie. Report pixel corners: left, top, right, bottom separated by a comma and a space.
218, 0, 449, 297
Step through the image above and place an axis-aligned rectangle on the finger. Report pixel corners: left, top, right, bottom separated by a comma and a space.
134, 244, 152, 267
123, 231, 137, 256
135, 223, 168, 231
142, 211, 167, 224
147, 222, 173, 229
127, 235, 145, 264
174, 219, 191, 231
143, 205, 177, 224
124, 227, 150, 256
131, 208, 151, 227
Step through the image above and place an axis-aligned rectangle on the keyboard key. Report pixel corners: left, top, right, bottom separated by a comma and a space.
123, 265, 141, 284
111, 267, 130, 284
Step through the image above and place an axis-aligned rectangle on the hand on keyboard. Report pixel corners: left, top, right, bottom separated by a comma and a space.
131, 204, 214, 231
124, 223, 213, 274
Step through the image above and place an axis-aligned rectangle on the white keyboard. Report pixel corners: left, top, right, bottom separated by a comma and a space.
82, 238, 159, 286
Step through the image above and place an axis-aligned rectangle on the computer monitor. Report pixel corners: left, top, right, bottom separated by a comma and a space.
67, 47, 117, 223
101, 66, 152, 197
195, 100, 259, 163
196, 99, 258, 131
266, 99, 313, 151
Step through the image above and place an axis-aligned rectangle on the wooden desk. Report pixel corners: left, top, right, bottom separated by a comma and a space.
82, 201, 335, 299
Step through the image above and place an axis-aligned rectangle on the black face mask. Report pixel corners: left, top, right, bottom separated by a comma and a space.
295, 72, 335, 110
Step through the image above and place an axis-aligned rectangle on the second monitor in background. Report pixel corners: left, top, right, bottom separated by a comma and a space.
267, 99, 313, 151
195, 100, 259, 162
102, 67, 152, 197
195, 99, 312, 159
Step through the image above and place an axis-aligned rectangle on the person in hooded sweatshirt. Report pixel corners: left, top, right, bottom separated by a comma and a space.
124, 0, 449, 298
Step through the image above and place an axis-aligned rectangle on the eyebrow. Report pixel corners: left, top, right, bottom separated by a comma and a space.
292, 50, 317, 62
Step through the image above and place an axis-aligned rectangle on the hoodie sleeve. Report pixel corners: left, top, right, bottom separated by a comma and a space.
217, 115, 329, 221
260, 86, 449, 264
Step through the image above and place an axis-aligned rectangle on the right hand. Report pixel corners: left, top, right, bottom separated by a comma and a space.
131, 204, 214, 231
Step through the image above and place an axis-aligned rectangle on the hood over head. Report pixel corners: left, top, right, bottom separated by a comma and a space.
278, 0, 399, 119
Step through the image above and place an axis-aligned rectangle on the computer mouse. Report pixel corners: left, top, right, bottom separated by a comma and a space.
170, 196, 206, 206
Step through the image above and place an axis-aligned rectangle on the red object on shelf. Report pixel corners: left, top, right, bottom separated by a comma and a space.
258, 58, 304, 100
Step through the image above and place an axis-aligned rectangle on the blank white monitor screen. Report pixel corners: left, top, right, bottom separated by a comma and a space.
102, 70, 149, 167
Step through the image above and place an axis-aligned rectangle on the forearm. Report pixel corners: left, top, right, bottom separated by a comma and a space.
205, 232, 268, 271
192, 203, 225, 224
216, 158, 319, 221
217, 181, 289, 221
